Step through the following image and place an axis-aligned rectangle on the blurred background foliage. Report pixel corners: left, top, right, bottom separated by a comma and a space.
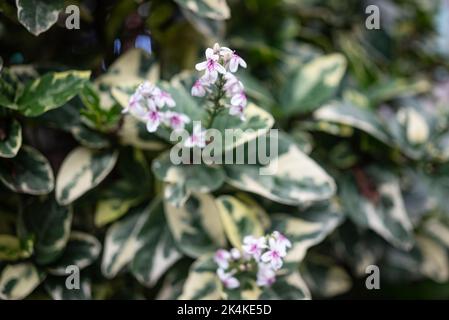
1, 0, 449, 299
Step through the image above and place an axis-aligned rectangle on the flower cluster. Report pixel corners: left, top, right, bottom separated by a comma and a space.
214, 231, 292, 290
124, 81, 190, 133
191, 43, 248, 121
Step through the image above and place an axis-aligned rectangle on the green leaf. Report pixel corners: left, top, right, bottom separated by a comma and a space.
131, 199, 181, 287
117, 115, 167, 150
44, 275, 91, 300
0, 263, 45, 300
94, 181, 144, 227
95, 48, 159, 88
216, 195, 265, 249
179, 255, 222, 300
210, 102, 275, 153
164, 192, 226, 258
224, 132, 336, 205
175, 0, 230, 20
0, 70, 21, 110
313, 101, 390, 144
339, 166, 414, 250
0, 234, 33, 261
21, 197, 72, 265
300, 254, 352, 298
55, 147, 118, 205
260, 272, 311, 300
0, 119, 22, 158
47, 232, 101, 275
71, 125, 111, 149
153, 151, 225, 207
281, 53, 346, 115
0, 145, 54, 195
17, 70, 91, 117
271, 202, 343, 266
101, 203, 153, 278
16, 0, 64, 36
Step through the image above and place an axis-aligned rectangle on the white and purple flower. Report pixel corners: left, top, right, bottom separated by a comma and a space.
228, 52, 247, 73
213, 231, 291, 290
195, 48, 227, 84
164, 111, 190, 131
145, 109, 162, 132
260, 237, 286, 270
217, 268, 240, 289
242, 235, 266, 261
155, 90, 175, 108
214, 249, 231, 270
191, 43, 249, 122
256, 263, 276, 287
185, 123, 207, 148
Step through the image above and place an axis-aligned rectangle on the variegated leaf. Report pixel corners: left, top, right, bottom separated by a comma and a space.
175, 0, 230, 20
416, 235, 449, 283
117, 114, 167, 150
216, 195, 265, 248
281, 53, 347, 115
56, 147, 118, 205
0, 119, 22, 158
44, 275, 91, 300
47, 232, 101, 275
153, 151, 225, 207
21, 197, 72, 265
210, 102, 275, 153
0, 145, 54, 195
94, 181, 144, 227
0, 263, 45, 300
101, 203, 153, 278
156, 262, 190, 300
422, 217, 449, 249
313, 101, 390, 144
0, 234, 33, 261
339, 166, 414, 250
179, 255, 222, 300
260, 271, 311, 300
95, 49, 159, 88
300, 254, 352, 298
71, 125, 110, 149
271, 202, 344, 266
16, 0, 64, 36
131, 199, 181, 287
383, 234, 449, 283
164, 192, 226, 258
18, 70, 91, 116
225, 132, 336, 205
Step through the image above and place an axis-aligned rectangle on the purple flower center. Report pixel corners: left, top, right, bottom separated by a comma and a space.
148, 111, 159, 121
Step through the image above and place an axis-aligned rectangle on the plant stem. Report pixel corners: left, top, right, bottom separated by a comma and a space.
206, 76, 226, 129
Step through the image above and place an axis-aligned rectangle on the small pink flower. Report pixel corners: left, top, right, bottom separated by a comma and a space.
224, 73, 244, 97
124, 93, 146, 118
214, 249, 231, 269
184, 124, 206, 148
230, 248, 241, 260
229, 52, 247, 73
217, 268, 240, 289
138, 81, 159, 98
155, 91, 175, 108
229, 104, 246, 121
231, 92, 247, 107
191, 79, 207, 97
195, 48, 226, 83
261, 238, 286, 270
272, 231, 292, 251
256, 263, 276, 287
164, 111, 190, 131
145, 109, 162, 132
242, 236, 266, 261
